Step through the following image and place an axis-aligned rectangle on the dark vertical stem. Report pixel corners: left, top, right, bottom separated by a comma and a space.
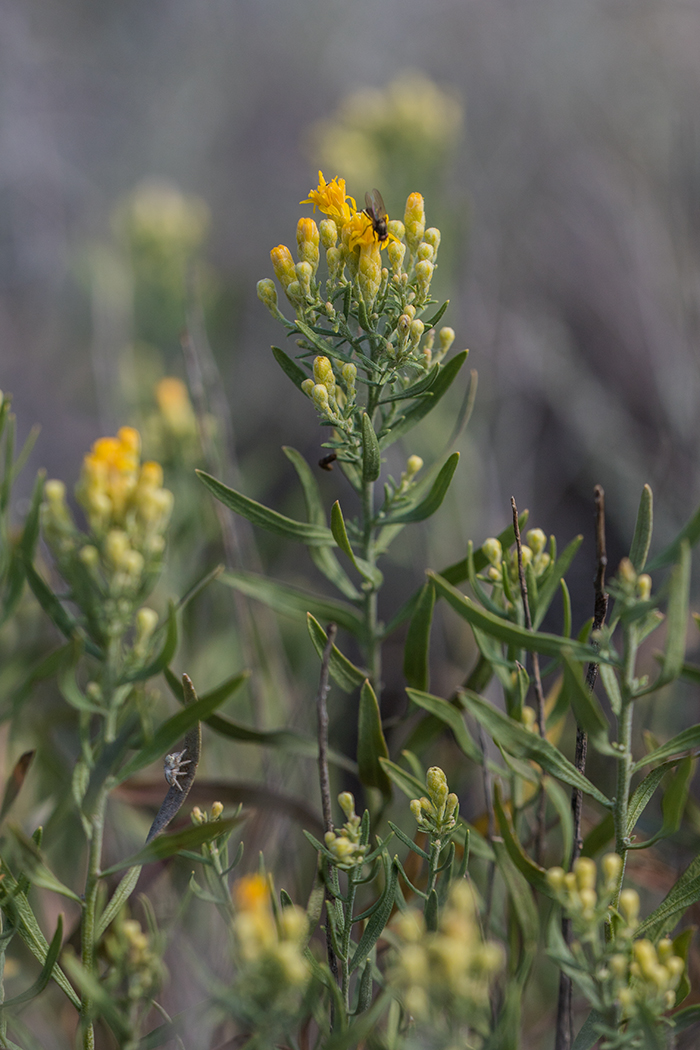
316, 624, 340, 1015
511, 498, 547, 864
555, 485, 608, 1050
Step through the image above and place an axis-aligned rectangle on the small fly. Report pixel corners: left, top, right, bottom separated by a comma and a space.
363, 189, 389, 244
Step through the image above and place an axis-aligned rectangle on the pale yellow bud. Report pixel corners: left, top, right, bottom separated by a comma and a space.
341, 363, 357, 390
424, 228, 441, 253
313, 356, 335, 389
295, 261, 313, 297
426, 766, 448, 809
326, 246, 342, 278
45, 479, 67, 504
191, 806, 205, 825
579, 888, 597, 913
618, 557, 637, 586
257, 278, 278, 311
296, 217, 320, 272
409, 798, 422, 822
610, 953, 628, 978
319, 218, 338, 249
79, 544, 99, 568
574, 857, 597, 892
619, 889, 640, 925
602, 852, 622, 889
439, 327, 455, 352
483, 538, 503, 567
301, 378, 315, 398
105, 529, 130, 565
546, 867, 566, 893
637, 574, 652, 601
526, 528, 547, 555
387, 219, 405, 242
404, 304, 416, 320
415, 259, 434, 298
416, 242, 434, 262
409, 319, 425, 346
338, 792, 356, 820
211, 801, 224, 820
135, 606, 158, 644
406, 455, 423, 477
404, 192, 426, 253
522, 706, 536, 731
520, 545, 533, 567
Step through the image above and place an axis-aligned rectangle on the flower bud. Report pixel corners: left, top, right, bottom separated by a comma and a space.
415, 259, 434, 298
257, 278, 278, 312
105, 529, 130, 566
313, 356, 335, 389
79, 544, 99, 568
135, 606, 158, 646
45, 479, 67, 504
417, 242, 434, 262
295, 261, 313, 298
526, 528, 547, 555
424, 227, 441, 254
338, 792, 356, 820
404, 192, 426, 253
312, 384, 330, 411
301, 378, 315, 398
191, 806, 205, 825
409, 798, 422, 823
319, 218, 338, 249
483, 538, 502, 567
637, 574, 652, 601
409, 319, 425, 347
270, 244, 296, 290
387, 219, 405, 242
574, 857, 597, 892
341, 363, 357, 392
439, 327, 455, 352
296, 217, 320, 272
211, 801, 224, 820
426, 766, 448, 810
406, 455, 423, 477
546, 867, 566, 894
619, 888, 640, 925
601, 852, 622, 889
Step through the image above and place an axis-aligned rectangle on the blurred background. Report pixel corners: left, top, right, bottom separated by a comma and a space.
3, 0, 700, 1044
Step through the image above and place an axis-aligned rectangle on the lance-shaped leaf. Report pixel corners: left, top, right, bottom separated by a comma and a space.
361, 412, 381, 482
331, 501, 382, 587
284, 446, 360, 599
348, 856, 399, 972
403, 582, 435, 691
116, 679, 241, 785
358, 680, 391, 797
197, 470, 336, 547
459, 689, 613, 808
0, 750, 34, 825
429, 572, 607, 663
0, 914, 63, 1008
146, 673, 202, 842
627, 756, 695, 851
493, 783, 553, 898
406, 687, 482, 764
492, 838, 538, 983
307, 614, 366, 692
221, 570, 363, 636
378, 366, 440, 403
629, 484, 654, 571
637, 852, 700, 940
646, 499, 700, 572
5, 826, 81, 902
23, 561, 102, 659
96, 866, 141, 940
631, 722, 700, 774
379, 757, 425, 800
101, 816, 242, 876
380, 453, 460, 525
654, 539, 690, 691
272, 345, 309, 389
561, 652, 616, 756
378, 350, 468, 447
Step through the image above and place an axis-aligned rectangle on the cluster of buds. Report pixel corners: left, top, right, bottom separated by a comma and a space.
300, 356, 357, 430
410, 767, 459, 841
481, 528, 552, 585
547, 857, 686, 1026
614, 557, 653, 603
191, 801, 224, 825
103, 912, 165, 1004
388, 880, 503, 1029
324, 792, 368, 870
232, 875, 310, 1004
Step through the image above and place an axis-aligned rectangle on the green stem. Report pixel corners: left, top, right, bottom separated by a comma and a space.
340, 874, 359, 1011
612, 624, 638, 906
80, 784, 108, 1050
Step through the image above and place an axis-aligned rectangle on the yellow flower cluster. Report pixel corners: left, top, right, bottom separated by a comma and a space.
75, 427, 173, 552
324, 792, 368, 869
410, 766, 459, 840
546, 856, 686, 1020
388, 880, 503, 1025
482, 527, 552, 585
232, 875, 309, 992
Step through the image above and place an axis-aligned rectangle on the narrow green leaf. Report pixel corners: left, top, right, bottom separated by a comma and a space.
403, 583, 435, 691
96, 866, 141, 939
307, 614, 366, 692
562, 652, 616, 756
672, 927, 694, 1006
628, 762, 678, 833
378, 758, 425, 800
492, 839, 538, 983
221, 570, 363, 635
380, 453, 459, 525
459, 689, 613, 808
0, 881, 80, 1007
406, 687, 482, 764
421, 300, 450, 329
0, 750, 35, 825
18, 470, 45, 563
660, 539, 691, 688
598, 663, 622, 717
646, 501, 700, 572
545, 776, 575, 868
196, 470, 336, 546
387, 821, 431, 861
102, 817, 241, 876
572, 1011, 606, 1050
361, 412, 381, 482
631, 723, 700, 774
430, 572, 608, 664
629, 757, 695, 850
493, 783, 553, 898
348, 858, 399, 972
629, 484, 654, 571
271, 345, 309, 389
23, 562, 103, 659
378, 366, 440, 403
636, 852, 700, 940
309, 545, 362, 600
379, 350, 468, 447
330, 501, 382, 587
6, 826, 81, 902
357, 680, 391, 796
0, 914, 63, 1008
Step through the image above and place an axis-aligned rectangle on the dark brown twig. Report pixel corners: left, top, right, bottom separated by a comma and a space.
316, 624, 340, 1008
511, 497, 547, 865
555, 485, 608, 1050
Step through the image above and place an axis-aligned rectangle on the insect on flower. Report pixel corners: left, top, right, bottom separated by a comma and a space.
163, 749, 191, 791
363, 189, 389, 243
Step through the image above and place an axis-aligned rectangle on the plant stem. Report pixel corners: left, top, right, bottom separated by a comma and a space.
80, 784, 108, 1050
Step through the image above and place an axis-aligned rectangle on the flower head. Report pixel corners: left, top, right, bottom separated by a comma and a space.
301, 172, 356, 227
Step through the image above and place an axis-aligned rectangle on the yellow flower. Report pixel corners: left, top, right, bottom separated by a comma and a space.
301, 171, 356, 227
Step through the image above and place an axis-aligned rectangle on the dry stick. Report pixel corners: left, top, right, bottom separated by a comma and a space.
511, 497, 547, 865
555, 485, 608, 1050
316, 624, 340, 1013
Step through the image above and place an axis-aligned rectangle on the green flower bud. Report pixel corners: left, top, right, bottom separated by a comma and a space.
426, 766, 448, 810
319, 218, 338, 249
637, 574, 652, 601
312, 384, 330, 411
439, 327, 455, 352
406, 455, 423, 477
482, 538, 502, 567
313, 356, 335, 388
526, 528, 547, 555
301, 378, 315, 398
257, 278, 278, 312
424, 227, 441, 253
